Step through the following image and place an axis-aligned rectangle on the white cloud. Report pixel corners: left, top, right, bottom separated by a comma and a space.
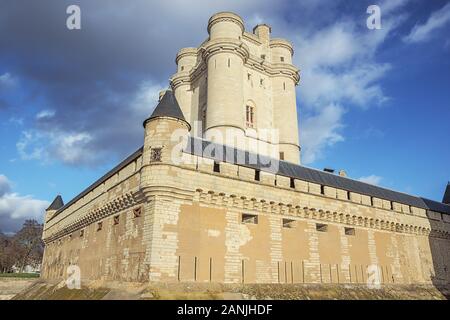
404, 3, 450, 43
0, 174, 12, 196
17, 130, 96, 166
358, 175, 383, 186
284, 0, 413, 164
36, 109, 55, 120
0, 72, 15, 87
0, 174, 49, 234
300, 104, 345, 164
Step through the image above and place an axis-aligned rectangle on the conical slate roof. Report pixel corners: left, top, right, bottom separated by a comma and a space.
143, 89, 187, 126
47, 195, 64, 211
443, 182, 450, 204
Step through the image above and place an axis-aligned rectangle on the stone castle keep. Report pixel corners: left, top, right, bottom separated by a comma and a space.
41, 12, 450, 287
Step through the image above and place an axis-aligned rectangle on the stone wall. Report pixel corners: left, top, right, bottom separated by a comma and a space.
42, 148, 450, 286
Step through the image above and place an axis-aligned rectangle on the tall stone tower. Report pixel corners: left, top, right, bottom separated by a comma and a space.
171, 12, 301, 164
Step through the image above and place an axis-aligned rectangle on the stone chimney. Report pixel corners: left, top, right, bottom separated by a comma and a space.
338, 170, 347, 177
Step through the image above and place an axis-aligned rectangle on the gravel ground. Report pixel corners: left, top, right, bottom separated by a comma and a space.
0, 278, 37, 300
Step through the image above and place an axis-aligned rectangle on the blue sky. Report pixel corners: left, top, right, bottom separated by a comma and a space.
1, 0, 449, 233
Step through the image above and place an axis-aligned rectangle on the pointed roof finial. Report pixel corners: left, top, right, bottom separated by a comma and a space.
47, 195, 64, 211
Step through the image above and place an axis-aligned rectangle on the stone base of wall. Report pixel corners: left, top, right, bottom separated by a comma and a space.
13, 279, 450, 300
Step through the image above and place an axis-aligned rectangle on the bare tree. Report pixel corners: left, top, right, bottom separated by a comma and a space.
13, 220, 44, 272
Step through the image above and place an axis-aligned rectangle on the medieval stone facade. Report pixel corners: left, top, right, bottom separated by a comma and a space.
41, 12, 450, 287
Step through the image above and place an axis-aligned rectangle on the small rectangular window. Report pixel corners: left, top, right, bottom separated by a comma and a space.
345, 227, 355, 236
150, 148, 162, 162
279, 152, 285, 160
347, 191, 351, 200
247, 73, 251, 80
280, 56, 285, 62
80, 230, 84, 238
321, 185, 325, 195
290, 178, 295, 189
242, 213, 258, 224
261, 54, 266, 60
316, 223, 328, 232
283, 218, 295, 228
133, 207, 142, 218
97, 222, 103, 231
113, 215, 120, 225
213, 162, 220, 173
255, 170, 260, 181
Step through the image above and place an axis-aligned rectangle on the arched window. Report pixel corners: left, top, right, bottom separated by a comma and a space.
246, 104, 255, 128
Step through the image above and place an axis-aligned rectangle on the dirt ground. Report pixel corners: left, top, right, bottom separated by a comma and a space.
0, 278, 37, 300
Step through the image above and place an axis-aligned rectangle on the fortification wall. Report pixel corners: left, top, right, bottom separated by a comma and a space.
41, 147, 450, 285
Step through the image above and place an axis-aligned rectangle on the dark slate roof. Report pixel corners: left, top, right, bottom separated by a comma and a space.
443, 182, 450, 204
48, 146, 144, 222
184, 137, 450, 215
47, 195, 64, 211
143, 90, 186, 126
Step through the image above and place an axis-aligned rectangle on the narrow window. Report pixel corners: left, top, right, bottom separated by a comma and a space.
133, 207, 142, 218
316, 223, 328, 232
113, 215, 120, 225
261, 54, 266, 60
347, 191, 351, 200
390, 202, 393, 210
246, 105, 255, 128
283, 82, 286, 90
370, 197, 374, 206
345, 227, 355, 236
279, 152, 285, 160
260, 78, 264, 86
213, 162, 220, 173
97, 222, 103, 232
150, 148, 162, 163
214, 59, 216, 69
255, 170, 261, 181
180, 66, 184, 71
320, 185, 325, 195
202, 107, 207, 127
242, 213, 258, 224
283, 218, 295, 228
290, 178, 295, 189
228, 58, 230, 67
247, 73, 251, 80
280, 56, 285, 62
80, 230, 84, 238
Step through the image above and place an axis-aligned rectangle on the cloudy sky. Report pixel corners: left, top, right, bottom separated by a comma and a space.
1, 0, 449, 234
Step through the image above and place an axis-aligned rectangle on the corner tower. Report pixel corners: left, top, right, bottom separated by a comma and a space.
170, 12, 301, 164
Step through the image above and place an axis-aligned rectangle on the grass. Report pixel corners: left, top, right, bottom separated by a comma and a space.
0, 273, 40, 279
